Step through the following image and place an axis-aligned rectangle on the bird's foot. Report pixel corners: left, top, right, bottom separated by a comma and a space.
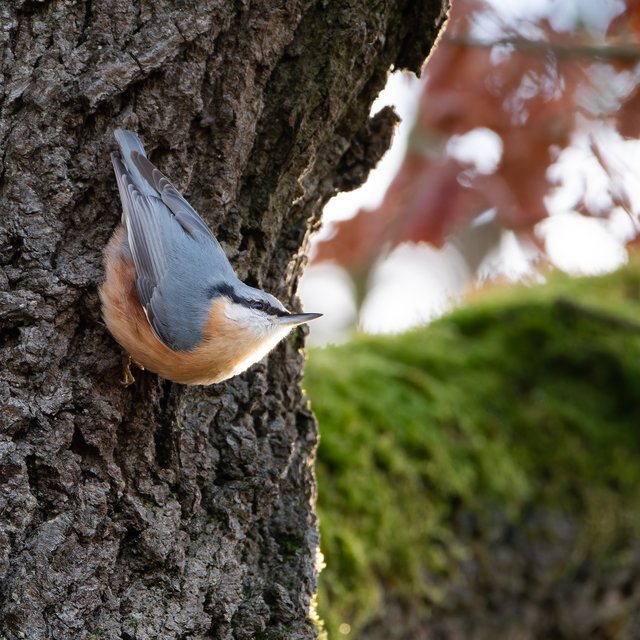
120, 355, 136, 386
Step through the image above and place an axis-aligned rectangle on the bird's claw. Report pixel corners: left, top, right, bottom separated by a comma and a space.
120, 355, 136, 386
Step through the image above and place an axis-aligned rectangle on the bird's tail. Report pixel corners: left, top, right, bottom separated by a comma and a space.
114, 129, 156, 197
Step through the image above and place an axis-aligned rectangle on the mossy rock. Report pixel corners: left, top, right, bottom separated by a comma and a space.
304, 262, 640, 639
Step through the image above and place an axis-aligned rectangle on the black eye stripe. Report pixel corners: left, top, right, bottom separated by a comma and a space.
209, 283, 244, 305
208, 283, 288, 317
251, 300, 288, 316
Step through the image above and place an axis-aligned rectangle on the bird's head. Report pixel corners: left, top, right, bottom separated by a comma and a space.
220, 282, 321, 334
205, 280, 321, 375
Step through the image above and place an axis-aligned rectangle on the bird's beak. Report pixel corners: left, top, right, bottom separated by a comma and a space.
277, 312, 323, 327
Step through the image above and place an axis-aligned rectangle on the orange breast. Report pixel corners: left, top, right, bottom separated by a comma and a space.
99, 225, 265, 385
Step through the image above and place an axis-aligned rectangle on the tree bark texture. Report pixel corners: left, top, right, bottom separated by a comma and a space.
0, 1, 448, 638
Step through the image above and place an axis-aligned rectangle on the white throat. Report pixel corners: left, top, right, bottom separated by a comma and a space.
223, 302, 292, 375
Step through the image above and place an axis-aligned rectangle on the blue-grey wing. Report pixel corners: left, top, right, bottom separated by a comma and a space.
114, 129, 234, 272
131, 151, 218, 242
111, 130, 235, 351
131, 152, 236, 281
111, 154, 179, 347
114, 130, 156, 196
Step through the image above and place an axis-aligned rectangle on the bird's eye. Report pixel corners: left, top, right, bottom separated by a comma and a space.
251, 300, 265, 310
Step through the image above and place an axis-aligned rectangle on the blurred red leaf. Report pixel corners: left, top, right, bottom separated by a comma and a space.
615, 84, 640, 138
315, 0, 640, 275
608, 0, 640, 43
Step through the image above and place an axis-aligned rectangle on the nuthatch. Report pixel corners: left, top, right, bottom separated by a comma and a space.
99, 129, 321, 385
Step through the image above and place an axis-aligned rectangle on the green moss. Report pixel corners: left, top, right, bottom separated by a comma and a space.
304, 262, 640, 637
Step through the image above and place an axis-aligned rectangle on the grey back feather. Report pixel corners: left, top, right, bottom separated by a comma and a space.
112, 129, 238, 351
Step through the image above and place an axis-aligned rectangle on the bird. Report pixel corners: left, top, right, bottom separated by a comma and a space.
99, 129, 322, 385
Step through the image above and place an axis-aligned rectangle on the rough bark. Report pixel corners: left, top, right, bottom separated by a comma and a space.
0, 1, 448, 639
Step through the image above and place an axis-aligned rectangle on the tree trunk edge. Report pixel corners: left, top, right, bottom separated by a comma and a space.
0, 1, 449, 638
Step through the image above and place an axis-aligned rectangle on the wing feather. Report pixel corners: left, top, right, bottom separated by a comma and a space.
111, 154, 179, 346
111, 130, 237, 351
131, 151, 218, 242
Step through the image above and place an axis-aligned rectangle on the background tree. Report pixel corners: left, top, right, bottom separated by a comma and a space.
315, 0, 640, 309
0, 1, 448, 638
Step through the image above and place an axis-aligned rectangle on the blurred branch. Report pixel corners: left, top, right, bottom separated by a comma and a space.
445, 35, 640, 62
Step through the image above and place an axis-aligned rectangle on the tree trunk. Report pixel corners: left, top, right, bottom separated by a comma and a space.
0, 1, 447, 638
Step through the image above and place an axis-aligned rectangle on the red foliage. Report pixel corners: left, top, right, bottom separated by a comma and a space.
315, 0, 640, 273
